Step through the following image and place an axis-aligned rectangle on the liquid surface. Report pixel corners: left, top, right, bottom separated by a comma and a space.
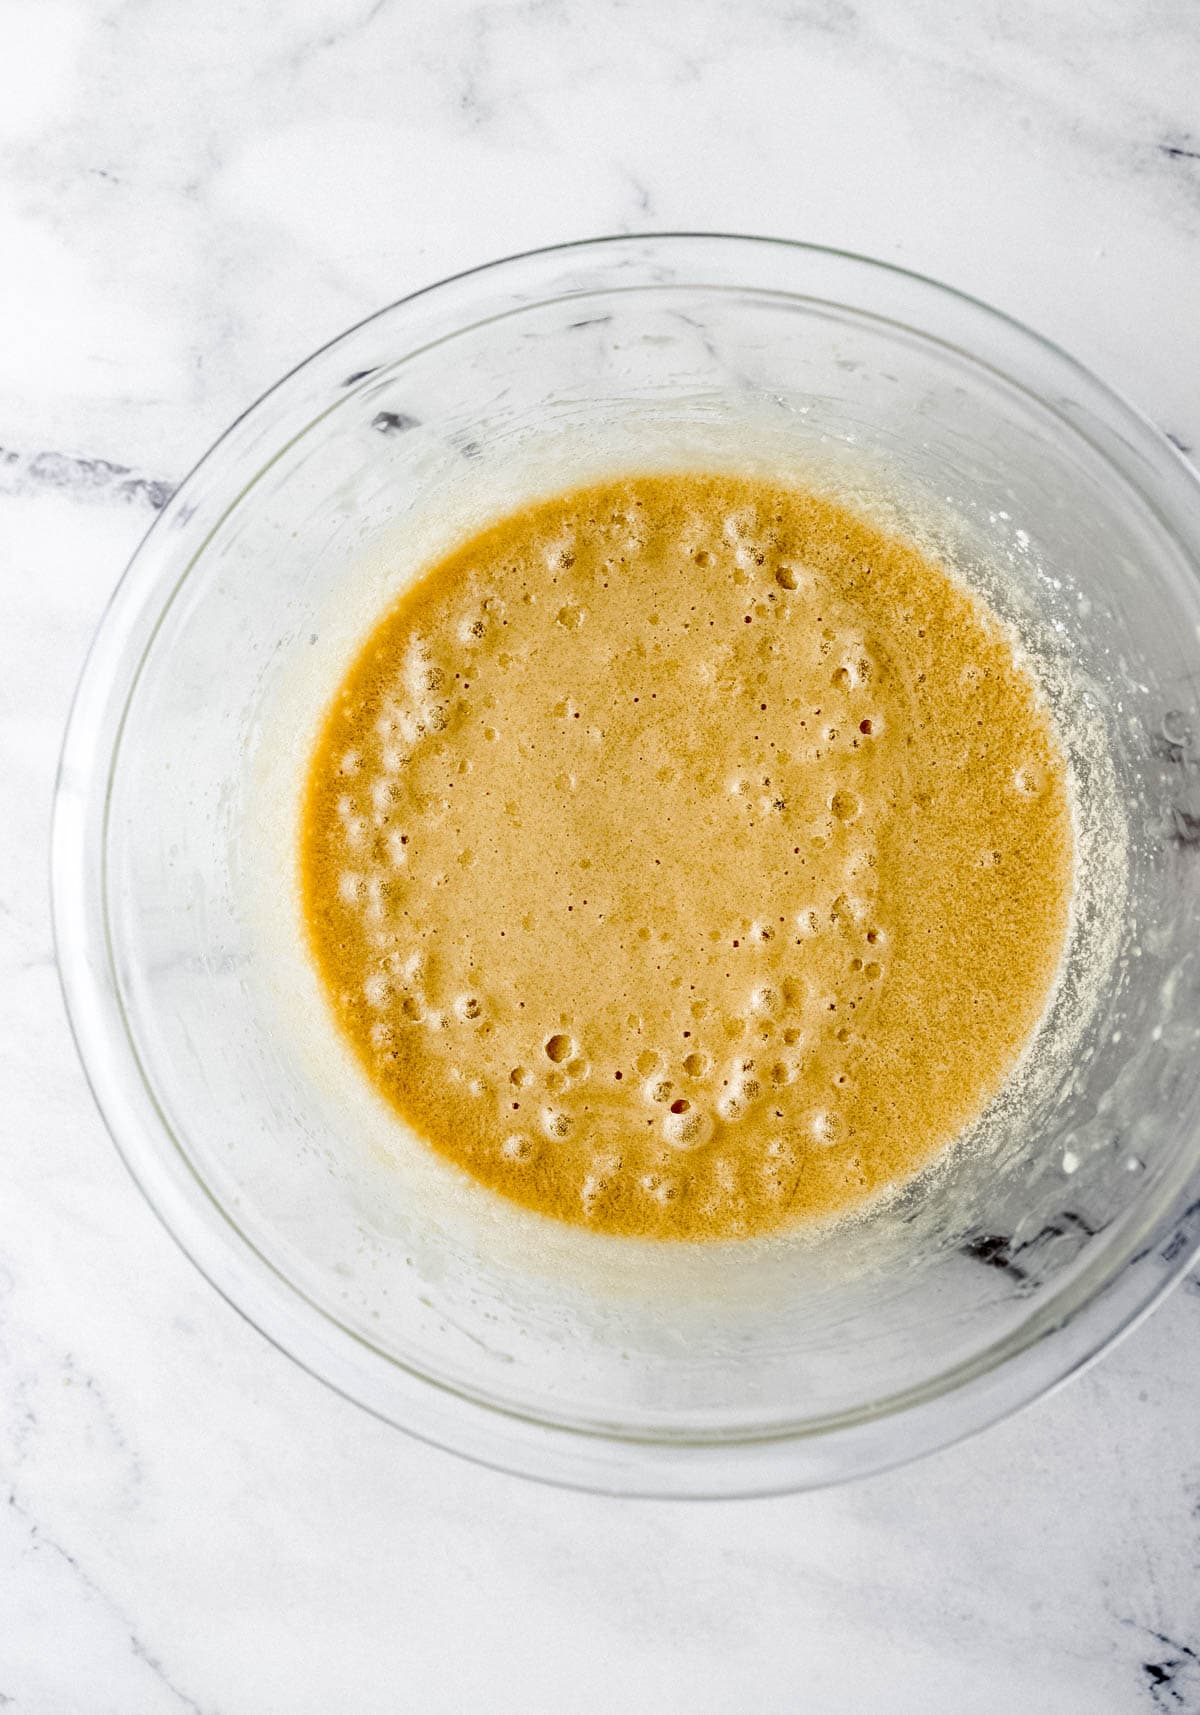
301, 474, 1073, 1240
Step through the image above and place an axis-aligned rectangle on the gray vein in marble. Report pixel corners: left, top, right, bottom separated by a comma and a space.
1128, 1623, 1200, 1712
370, 408, 420, 435
764, 0, 857, 31
283, 0, 393, 74
623, 170, 655, 219
60, 1352, 146, 1497
2, 1328, 145, 1510
455, 8, 501, 132
5, 1489, 221, 1715
0, 447, 175, 511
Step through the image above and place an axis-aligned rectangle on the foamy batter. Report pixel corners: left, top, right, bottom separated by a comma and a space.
301, 474, 1073, 1241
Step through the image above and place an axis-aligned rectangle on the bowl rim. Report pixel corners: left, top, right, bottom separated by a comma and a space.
51, 231, 1200, 1496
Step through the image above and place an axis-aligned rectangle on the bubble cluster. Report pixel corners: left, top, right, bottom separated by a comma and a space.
639, 1170, 678, 1204
580, 1151, 621, 1216
809, 1108, 844, 1146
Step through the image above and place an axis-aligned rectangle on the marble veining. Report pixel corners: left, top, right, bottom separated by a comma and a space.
2, 0, 1200, 1710
0, 446, 176, 511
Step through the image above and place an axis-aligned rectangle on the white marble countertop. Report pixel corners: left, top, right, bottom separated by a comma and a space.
3, 2, 1200, 1710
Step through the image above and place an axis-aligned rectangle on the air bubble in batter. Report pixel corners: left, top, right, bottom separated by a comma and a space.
370, 778, 397, 818
404, 638, 444, 698
639, 1171, 678, 1205
717, 1087, 750, 1122
457, 612, 488, 646
663, 1103, 714, 1150
810, 1108, 845, 1146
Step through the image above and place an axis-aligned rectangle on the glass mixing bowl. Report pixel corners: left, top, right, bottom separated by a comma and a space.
53, 235, 1200, 1496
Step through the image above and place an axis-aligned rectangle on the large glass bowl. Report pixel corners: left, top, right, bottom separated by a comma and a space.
52, 235, 1200, 1496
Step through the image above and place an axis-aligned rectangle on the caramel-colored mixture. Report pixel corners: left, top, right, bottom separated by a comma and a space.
301, 474, 1072, 1240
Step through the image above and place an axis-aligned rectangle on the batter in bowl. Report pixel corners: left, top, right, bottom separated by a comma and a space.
300, 474, 1072, 1240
